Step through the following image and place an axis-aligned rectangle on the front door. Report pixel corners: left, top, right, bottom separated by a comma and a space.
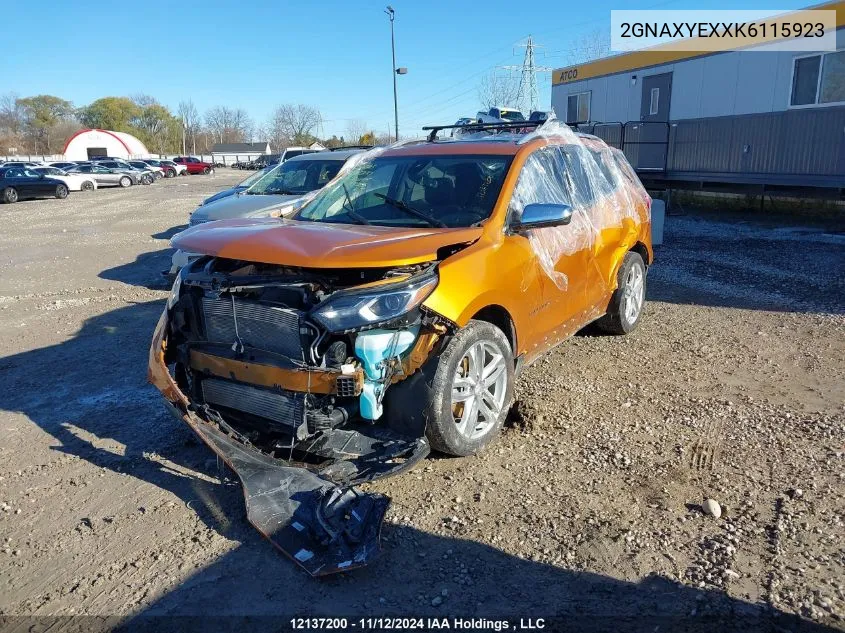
508, 146, 590, 354
634, 72, 672, 171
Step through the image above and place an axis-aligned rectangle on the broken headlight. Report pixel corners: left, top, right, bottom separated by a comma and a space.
166, 272, 183, 310
311, 274, 437, 333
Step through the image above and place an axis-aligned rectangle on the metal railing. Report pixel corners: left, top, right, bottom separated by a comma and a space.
573, 120, 670, 173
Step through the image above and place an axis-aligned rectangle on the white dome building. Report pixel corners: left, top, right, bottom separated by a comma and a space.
62, 129, 150, 161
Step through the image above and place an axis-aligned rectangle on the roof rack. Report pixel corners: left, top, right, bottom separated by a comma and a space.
421, 120, 544, 142
327, 144, 374, 151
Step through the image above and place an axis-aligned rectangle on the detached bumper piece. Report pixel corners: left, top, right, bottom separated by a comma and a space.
189, 413, 390, 576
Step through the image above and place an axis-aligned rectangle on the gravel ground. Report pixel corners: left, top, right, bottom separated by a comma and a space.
0, 173, 843, 631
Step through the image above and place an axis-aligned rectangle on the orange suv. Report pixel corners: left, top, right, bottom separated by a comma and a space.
149, 121, 652, 574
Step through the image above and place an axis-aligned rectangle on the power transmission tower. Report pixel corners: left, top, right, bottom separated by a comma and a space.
500, 36, 553, 114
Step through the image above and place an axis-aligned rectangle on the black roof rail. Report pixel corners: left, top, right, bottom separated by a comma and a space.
422, 120, 544, 142
327, 145, 374, 151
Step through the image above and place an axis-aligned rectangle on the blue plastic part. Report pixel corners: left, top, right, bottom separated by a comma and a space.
354, 327, 419, 420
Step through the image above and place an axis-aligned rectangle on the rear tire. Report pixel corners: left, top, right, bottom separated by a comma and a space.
166, 168, 176, 178
423, 320, 514, 456
119, 176, 132, 188
595, 251, 647, 335
2, 187, 18, 203
81, 180, 95, 191
55, 184, 69, 199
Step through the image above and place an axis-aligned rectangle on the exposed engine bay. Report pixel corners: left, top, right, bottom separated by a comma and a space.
156, 255, 455, 574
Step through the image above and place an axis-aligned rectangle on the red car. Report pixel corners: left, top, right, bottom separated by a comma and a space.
172, 156, 214, 175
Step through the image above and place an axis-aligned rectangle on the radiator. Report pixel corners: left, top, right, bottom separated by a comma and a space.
201, 378, 306, 436
201, 296, 304, 359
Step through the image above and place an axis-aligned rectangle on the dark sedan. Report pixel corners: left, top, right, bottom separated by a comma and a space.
0, 167, 69, 203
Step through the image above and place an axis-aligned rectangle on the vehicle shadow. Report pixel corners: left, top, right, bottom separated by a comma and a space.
0, 300, 240, 537
118, 525, 837, 633
99, 249, 174, 290
151, 225, 188, 241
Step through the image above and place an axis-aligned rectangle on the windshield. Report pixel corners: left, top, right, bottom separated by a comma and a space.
500, 110, 525, 122
238, 166, 273, 187
296, 154, 513, 228
246, 157, 343, 196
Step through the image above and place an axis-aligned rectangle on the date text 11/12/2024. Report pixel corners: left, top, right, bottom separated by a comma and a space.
290, 617, 547, 630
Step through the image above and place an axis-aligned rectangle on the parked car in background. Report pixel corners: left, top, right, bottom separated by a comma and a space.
128, 160, 164, 179
248, 154, 280, 170
166, 148, 366, 277
476, 106, 525, 123
199, 166, 274, 207
67, 164, 140, 188
94, 159, 154, 184
31, 166, 97, 191
0, 161, 44, 168
172, 156, 214, 175
159, 160, 187, 177
48, 161, 78, 170
188, 148, 363, 226
139, 159, 172, 177
0, 167, 69, 203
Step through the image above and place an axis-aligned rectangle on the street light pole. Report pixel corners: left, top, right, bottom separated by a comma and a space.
385, 6, 402, 143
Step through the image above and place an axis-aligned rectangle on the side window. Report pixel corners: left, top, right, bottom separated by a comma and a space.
508, 147, 572, 226
558, 147, 598, 207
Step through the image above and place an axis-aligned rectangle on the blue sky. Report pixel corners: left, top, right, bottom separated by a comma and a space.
6, 0, 807, 138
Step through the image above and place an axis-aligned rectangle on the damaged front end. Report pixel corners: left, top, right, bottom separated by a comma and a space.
148, 256, 452, 575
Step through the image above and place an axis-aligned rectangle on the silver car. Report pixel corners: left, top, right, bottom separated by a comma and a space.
67, 164, 140, 188
93, 159, 154, 185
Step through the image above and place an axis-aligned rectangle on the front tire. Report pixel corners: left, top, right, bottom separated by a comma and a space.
55, 184, 69, 199
166, 168, 176, 178
119, 176, 132, 188
2, 187, 18, 203
424, 320, 514, 456
595, 251, 646, 335
202, 167, 210, 175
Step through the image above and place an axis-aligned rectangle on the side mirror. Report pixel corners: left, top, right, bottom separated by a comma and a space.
512, 203, 573, 232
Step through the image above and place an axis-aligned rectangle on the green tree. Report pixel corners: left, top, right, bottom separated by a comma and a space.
131, 102, 179, 153
17, 95, 74, 153
79, 97, 140, 132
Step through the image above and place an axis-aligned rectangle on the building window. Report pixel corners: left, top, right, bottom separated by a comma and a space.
566, 92, 591, 124
649, 88, 660, 115
790, 50, 845, 106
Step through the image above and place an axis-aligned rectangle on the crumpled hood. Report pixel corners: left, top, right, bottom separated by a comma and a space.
172, 217, 484, 268
191, 193, 303, 222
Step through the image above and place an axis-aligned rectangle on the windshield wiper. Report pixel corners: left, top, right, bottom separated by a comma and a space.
264, 188, 297, 195
374, 193, 447, 228
340, 183, 370, 225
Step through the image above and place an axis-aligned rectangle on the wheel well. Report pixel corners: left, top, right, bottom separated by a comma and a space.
471, 305, 517, 356
630, 241, 650, 265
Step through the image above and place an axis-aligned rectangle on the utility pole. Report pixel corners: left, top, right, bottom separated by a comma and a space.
500, 36, 553, 115
385, 6, 407, 142
181, 118, 187, 155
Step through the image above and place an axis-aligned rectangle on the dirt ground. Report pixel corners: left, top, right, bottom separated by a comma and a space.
0, 172, 843, 631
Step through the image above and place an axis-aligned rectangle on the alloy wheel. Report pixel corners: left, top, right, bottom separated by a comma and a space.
623, 263, 645, 324
451, 341, 508, 440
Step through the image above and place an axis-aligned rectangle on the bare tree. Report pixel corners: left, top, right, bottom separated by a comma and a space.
566, 28, 611, 65
0, 93, 26, 152
271, 104, 322, 146
178, 99, 200, 153
477, 72, 520, 111
205, 106, 253, 145
345, 119, 368, 145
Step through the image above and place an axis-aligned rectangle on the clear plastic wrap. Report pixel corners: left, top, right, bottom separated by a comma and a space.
510, 117, 650, 291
